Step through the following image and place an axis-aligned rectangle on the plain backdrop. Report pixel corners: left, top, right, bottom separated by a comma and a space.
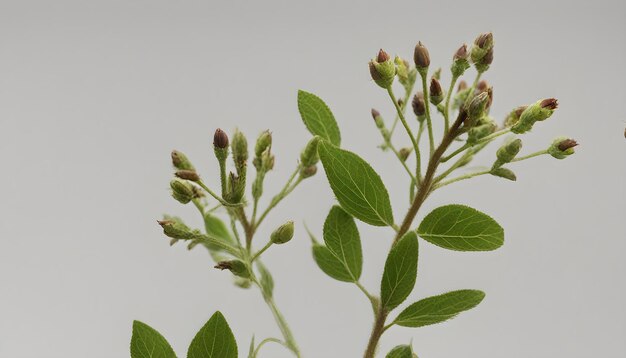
1, 0, 625, 357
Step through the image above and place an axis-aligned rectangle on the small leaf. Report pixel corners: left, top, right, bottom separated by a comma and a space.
187, 311, 237, 358
394, 290, 485, 328
204, 214, 235, 247
312, 244, 353, 282
319, 206, 362, 281
318, 141, 394, 227
297, 90, 341, 146
247, 336, 255, 358
257, 261, 274, 297
381, 232, 419, 310
130, 321, 177, 358
386, 345, 414, 358
417, 204, 504, 251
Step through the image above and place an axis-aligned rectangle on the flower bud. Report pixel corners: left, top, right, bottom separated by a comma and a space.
170, 178, 194, 204
215, 260, 250, 279
175, 169, 200, 182
457, 80, 468, 92
398, 147, 411, 162
261, 148, 275, 171
412, 93, 426, 118
231, 129, 248, 173
510, 98, 558, 134
467, 92, 490, 124
300, 136, 320, 167
491, 167, 516, 181
493, 138, 522, 168
270, 220, 295, 244
225, 172, 245, 203
548, 137, 578, 159
171, 150, 195, 171
300, 165, 317, 178
371, 108, 385, 129
471, 32, 494, 73
467, 122, 496, 145
255, 130, 272, 158
413, 41, 430, 70
429, 78, 444, 105
451, 43, 470, 77
158, 217, 194, 241
503, 106, 527, 128
395, 56, 414, 88
369, 49, 396, 89
213, 128, 229, 163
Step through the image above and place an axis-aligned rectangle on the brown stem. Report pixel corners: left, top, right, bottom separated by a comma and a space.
363, 306, 388, 358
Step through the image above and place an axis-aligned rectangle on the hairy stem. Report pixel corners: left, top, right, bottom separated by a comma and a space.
419, 71, 435, 155
363, 306, 389, 358
388, 87, 422, 187
443, 74, 459, 133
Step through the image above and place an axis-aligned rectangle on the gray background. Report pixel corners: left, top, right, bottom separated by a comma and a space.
1, 0, 625, 357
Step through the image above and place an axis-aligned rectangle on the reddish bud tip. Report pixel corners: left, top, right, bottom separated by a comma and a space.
557, 139, 578, 151
157, 220, 173, 227
482, 48, 494, 65
175, 170, 200, 182
213, 128, 229, 149
377, 49, 390, 63
454, 44, 468, 60
412, 93, 426, 116
457, 80, 468, 92
475, 32, 494, 48
540, 98, 558, 110
477, 80, 489, 92
430, 78, 443, 97
371, 108, 380, 120
413, 41, 430, 68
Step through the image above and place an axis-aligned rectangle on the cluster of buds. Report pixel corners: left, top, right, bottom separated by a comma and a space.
470, 32, 494, 73
169, 150, 204, 204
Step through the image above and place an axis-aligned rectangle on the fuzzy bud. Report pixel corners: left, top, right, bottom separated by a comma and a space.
457, 80, 468, 92
412, 93, 426, 118
158, 217, 196, 241
215, 260, 250, 279
467, 92, 490, 124
254, 130, 272, 158
270, 221, 295, 244
231, 129, 248, 174
471, 32, 494, 73
548, 137, 578, 159
468, 122, 496, 144
451, 43, 470, 77
171, 150, 195, 171
369, 49, 396, 89
511, 98, 558, 134
429, 78, 444, 105
398, 147, 412, 162
300, 136, 320, 167
213, 128, 229, 163
413, 41, 430, 70
300, 165, 318, 178
170, 179, 194, 204
491, 167, 516, 181
225, 172, 245, 203
175, 169, 200, 182
493, 138, 523, 169
503, 106, 527, 128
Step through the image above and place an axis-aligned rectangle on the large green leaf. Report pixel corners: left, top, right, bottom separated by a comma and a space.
381, 232, 419, 310
312, 244, 353, 282
297, 90, 341, 146
130, 321, 177, 358
386, 345, 415, 358
187, 311, 237, 358
417, 204, 504, 251
393, 290, 485, 328
318, 141, 394, 227
314, 206, 362, 281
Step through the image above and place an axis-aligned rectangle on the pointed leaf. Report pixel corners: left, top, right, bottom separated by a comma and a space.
187, 311, 237, 358
381, 232, 419, 310
318, 141, 394, 226
321, 206, 362, 281
312, 244, 353, 282
257, 261, 274, 297
297, 90, 341, 146
130, 321, 177, 358
417, 204, 504, 251
394, 290, 485, 327
386, 345, 414, 358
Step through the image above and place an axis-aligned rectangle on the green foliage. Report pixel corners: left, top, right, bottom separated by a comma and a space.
187, 311, 238, 358
417, 204, 504, 251
312, 206, 363, 282
257, 261, 274, 297
297, 90, 341, 146
386, 345, 415, 358
203, 214, 235, 250
318, 141, 394, 227
381, 232, 419, 310
131, 321, 177, 358
394, 290, 485, 327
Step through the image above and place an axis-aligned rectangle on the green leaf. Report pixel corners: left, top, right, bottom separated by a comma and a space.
297, 90, 341, 146
130, 321, 177, 358
381, 232, 419, 310
312, 244, 353, 282
187, 311, 237, 358
317, 206, 362, 281
204, 214, 235, 247
394, 290, 485, 328
318, 141, 394, 227
247, 336, 255, 358
257, 261, 274, 297
417, 204, 504, 251
386, 345, 415, 358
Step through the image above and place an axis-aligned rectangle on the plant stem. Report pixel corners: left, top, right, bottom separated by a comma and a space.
387, 87, 422, 187
252, 338, 290, 358
363, 306, 389, 358
433, 169, 491, 190
389, 83, 414, 137
355, 281, 378, 315
196, 180, 240, 207
251, 241, 273, 262
443, 74, 459, 133
419, 71, 435, 155
254, 169, 302, 232
260, 285, 301, 357
511, 149, 548, 162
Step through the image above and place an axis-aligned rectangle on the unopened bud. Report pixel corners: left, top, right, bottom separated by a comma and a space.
467, 122, 496, 144
175, 169, 200, 182
377, 48, 390, 62
471, 32, 495, 73
398, 147, 412, 162
369, 49, 396, 89
467, 92, 490, 123
170, 179, 194, 204
412, 93, 426, 118
231, 129, 248, 175
493, 138, 522, 168
503, 106, 527, 127
158, 217, 195, 241
213, 128, 229, 149
511, 98, 558, 134
254, 130, 272, 158
215, 260, 250, 279
261, 149, 275, 171
457, 80, 468, 92
413, 41, 430, 70
300, 165, 318, 178
477, 80, 489, 92
225, 172, 245, 203
430, 78, 444, 105
451, 44, 471, 77
171, 150, 195, 171
300, 136, 320, 167
271, 220, 295, 244
548, 137, 578, 159
491, 167, 516, 181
